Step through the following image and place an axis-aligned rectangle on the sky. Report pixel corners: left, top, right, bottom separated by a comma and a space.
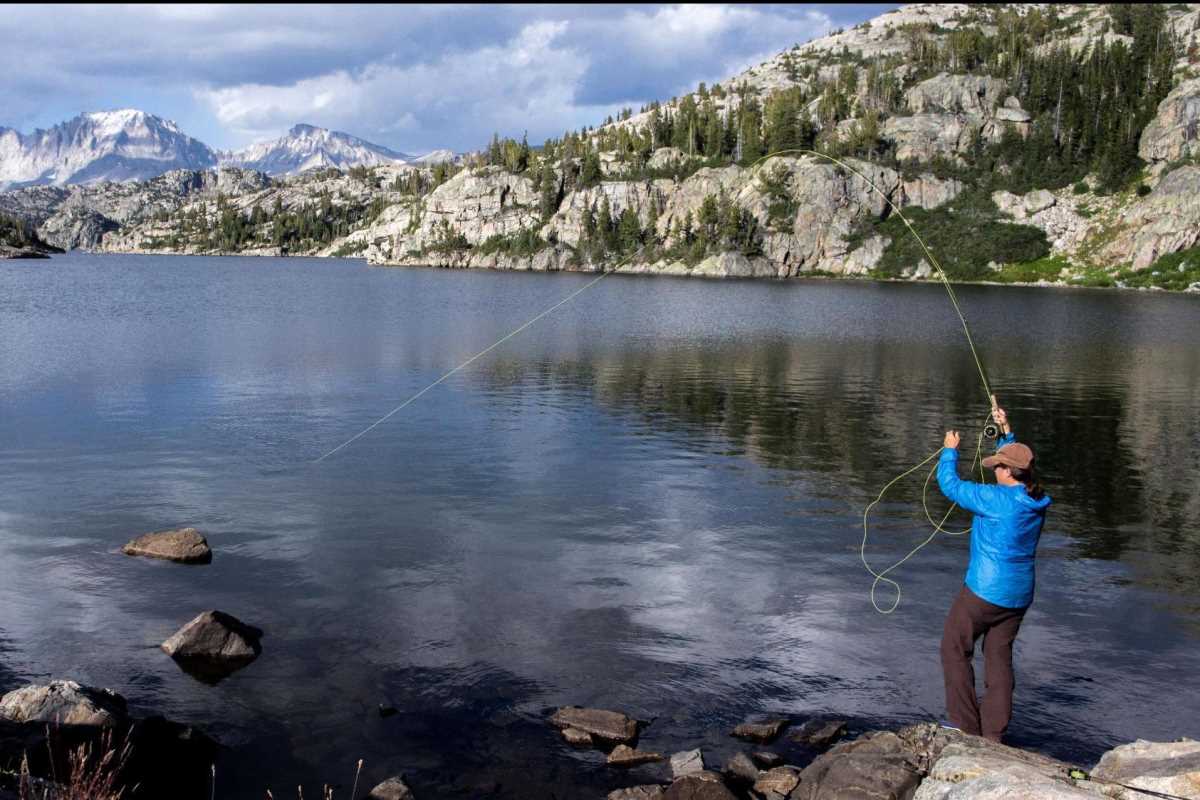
0, 4, 896, 155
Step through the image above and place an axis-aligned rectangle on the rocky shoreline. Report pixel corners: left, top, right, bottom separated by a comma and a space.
3, 687, 1198, 800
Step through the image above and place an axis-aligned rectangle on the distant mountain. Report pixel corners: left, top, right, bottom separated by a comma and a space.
0, 110, 218, 190
221, 124, 414, 175
0, 113, 452, 189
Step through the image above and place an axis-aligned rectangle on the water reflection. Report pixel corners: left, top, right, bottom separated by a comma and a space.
0, 256, 1197, 798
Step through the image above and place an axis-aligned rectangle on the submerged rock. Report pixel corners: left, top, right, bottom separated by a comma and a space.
549, 707, 638, 744
0, 680, 128, 727
161, 610, 262, 683
792, 718, 847, 750
608, 744, 664, 767
366, 776, 414, 800
731, 718, 788, 743
122, 528, 211, 564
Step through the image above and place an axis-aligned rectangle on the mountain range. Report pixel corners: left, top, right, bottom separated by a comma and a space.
0, 110, 450, 190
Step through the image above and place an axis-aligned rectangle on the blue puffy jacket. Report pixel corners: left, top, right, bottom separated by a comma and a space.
937, 432, 1052, 609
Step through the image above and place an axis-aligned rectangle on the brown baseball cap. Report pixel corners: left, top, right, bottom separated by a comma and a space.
983, 442, 1035, 471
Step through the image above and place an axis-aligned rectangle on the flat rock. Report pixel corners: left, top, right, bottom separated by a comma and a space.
722, 752, 759, 785
752, 766, 801, 799
670, 749, 704, 778
1091, 738, 1200, 800
792, 719, 847, 750
366, 776, 414, 800
122, 528, 212, 564
550, 707, 638, 743
607, 787, 665, 800
608, 744, 665, 767
562, 727, 593, 746
751, 752, 783, 769
662, 776, 737, 800
161, 610, 263, 683
731, 718, 788, 743
0, 680, 128, 727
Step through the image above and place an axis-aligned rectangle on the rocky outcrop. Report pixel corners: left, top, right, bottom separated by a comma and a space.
1139, 78, 1200, 164
1105, 166, 1200, 269
791, 719, 847, 749
122, 528, 212, 564
161, 610, 263, 682
661, 776, 737, 800
0, 681, 128, 727
608, 787, 665, 800
904, 73, 1009, 116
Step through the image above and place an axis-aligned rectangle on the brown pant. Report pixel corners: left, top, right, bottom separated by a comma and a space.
940, 585, 1026, 741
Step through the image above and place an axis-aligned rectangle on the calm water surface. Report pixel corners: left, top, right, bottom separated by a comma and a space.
1, 254, 1198, 797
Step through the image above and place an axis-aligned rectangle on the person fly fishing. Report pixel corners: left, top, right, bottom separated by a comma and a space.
936, 400, 1051, 743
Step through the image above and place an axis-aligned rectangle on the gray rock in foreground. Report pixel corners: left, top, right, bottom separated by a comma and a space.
662, 775, 736, 800
0, 680, 128, 727
1087, 738, 1200, 800
670, 748, 704, 778
122, 527, 212, 564
722, 752, 759, 785
607, 787, 664, 800
366, 776, 414, 800
549, 707, 638, 743
161, 610, 262, 682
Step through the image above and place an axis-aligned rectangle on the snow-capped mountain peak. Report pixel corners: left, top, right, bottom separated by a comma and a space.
222, 124, 414, 175
0, 109, 216, 190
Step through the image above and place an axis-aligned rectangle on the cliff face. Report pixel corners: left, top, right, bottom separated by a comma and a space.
4, 3, 1200, 289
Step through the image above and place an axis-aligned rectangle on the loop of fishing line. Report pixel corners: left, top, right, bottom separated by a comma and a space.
312, 149, 1001, 617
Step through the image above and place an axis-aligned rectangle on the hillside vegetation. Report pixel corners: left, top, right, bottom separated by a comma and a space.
4, 3, 1200, 290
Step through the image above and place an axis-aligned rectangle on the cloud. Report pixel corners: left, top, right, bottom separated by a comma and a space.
0, 4, 890, 153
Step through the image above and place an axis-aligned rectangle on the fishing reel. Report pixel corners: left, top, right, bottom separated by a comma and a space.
983, 423, 1000, 439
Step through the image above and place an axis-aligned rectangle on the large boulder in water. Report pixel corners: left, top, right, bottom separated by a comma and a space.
122, 528, 211, 564
0, 680, 128, 727
161, 610, 262, 683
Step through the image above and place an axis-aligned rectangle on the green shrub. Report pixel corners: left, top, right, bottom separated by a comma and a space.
1135, 183, 1152, 197
1073, 181, 1090, 194
1115, 245, 1200, 290
861, 190, 1051, 280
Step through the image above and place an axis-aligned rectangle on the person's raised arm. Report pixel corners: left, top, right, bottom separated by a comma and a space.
938, 430, 999, 517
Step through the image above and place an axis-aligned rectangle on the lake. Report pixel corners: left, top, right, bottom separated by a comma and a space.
0, 253, 1197, 798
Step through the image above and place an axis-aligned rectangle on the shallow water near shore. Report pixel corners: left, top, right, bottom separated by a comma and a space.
1, 253, 1198, 797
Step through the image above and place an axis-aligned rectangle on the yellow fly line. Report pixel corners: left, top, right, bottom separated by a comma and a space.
314, 148, 1001, 615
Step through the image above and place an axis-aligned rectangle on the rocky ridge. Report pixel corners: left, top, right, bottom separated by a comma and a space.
3, 3, 1199, 290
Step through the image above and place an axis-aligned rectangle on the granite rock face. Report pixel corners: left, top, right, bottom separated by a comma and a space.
1139, 78, 1200, 164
